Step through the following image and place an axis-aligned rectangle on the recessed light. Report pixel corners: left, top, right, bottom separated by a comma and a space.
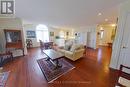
111, 24, 116, 27
100, 27, 104, 30
105, 19, 108, 21
98, 13, 102, 16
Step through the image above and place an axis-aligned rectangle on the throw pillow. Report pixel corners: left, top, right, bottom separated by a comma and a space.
70, 44, 83, 52
64, 41, 73, 51
64, 45, 69, 51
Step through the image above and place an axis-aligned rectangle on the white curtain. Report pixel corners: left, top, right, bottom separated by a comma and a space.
36, 30, 49, 42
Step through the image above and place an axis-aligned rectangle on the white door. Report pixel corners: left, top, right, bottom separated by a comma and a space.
87, 32, 96, 49
118, 13, 130, 71
87, 32, 91, 47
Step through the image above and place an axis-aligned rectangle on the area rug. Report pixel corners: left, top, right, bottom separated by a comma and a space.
37, 58, 75, 83
0, 71, 10, 87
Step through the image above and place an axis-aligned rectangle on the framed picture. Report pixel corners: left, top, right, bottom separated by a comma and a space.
50, 32, 54, 36
66, 32, 69, 36
26, 31, 36, 38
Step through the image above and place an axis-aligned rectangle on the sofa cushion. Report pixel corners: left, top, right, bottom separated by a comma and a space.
64, 41, 73, 51
70, 44, 83, 52
64, 45, 71, 51
58, 49, 66, 55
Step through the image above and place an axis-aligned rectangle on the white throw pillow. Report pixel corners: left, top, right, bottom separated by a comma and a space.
64, 41, 73, 51
70, 44, 82, 52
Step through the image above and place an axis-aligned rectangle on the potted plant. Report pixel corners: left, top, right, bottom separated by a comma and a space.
55, 36, 60, 39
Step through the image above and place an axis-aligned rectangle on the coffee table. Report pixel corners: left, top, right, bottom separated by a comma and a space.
43, 49, 64, 69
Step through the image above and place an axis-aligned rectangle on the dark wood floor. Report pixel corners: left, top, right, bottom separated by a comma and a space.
3, 46, 118, 87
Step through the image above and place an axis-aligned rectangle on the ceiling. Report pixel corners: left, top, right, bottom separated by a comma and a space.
15, 0, 127, 28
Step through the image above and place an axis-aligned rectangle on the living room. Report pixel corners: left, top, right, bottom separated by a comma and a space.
0, 0, 130, 87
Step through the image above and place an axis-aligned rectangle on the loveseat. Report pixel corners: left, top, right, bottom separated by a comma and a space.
58, 44, 85, 61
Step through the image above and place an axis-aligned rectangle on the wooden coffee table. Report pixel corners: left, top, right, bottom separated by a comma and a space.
43, 49, 64, 69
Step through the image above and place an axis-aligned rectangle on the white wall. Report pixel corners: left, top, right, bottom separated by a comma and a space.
110, 0, 130, 69
77, 26, 97, 49
0, 18, 27, 57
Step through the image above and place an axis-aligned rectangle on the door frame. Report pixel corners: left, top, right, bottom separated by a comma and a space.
110, 12, 130, 69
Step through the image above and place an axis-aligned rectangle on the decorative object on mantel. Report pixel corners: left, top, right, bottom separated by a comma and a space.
4, 29, 24, 56
26, 31, 36, 38
0, 71, 10, 87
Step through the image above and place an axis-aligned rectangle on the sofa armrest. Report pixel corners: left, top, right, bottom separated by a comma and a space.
74, 49, 85, 54
59, 46, 64, 49
73, 49, 85, 57
65, 51, 73, 55
65, 51, 73, 59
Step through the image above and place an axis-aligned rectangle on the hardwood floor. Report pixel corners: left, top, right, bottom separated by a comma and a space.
3, 46, 118, 87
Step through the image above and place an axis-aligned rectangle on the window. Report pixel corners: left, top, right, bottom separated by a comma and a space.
59, 30, 65, 38
100, 30, 104, 39
100, 27, 104, 39
36, 24, 49, 42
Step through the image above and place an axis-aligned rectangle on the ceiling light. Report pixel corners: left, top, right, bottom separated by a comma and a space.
100, 27, 104, 30
105, 19, 108, 21
111, 24, 116, 27
98, 13, 102, 16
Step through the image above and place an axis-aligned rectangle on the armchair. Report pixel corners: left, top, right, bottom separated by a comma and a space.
116, 65, 130, 87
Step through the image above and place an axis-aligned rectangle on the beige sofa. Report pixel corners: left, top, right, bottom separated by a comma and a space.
58, 44, 85, 61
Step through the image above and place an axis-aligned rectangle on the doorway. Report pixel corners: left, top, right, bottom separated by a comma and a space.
87, 32, 97, 49
97, 25, 116, 47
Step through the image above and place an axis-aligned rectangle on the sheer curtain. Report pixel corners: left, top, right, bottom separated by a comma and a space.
36, 24, 49, 42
